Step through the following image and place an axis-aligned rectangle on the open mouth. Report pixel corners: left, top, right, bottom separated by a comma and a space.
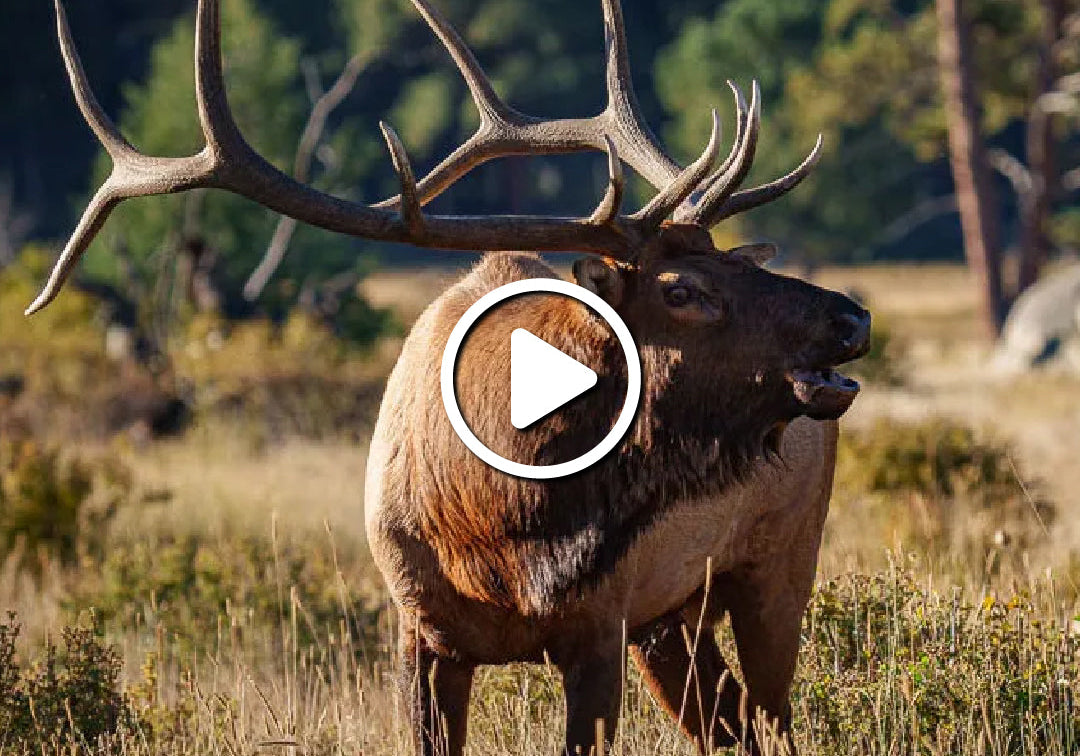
786, 367, 861, 419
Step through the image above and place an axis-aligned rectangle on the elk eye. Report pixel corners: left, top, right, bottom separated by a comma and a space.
663, 285, 694, 308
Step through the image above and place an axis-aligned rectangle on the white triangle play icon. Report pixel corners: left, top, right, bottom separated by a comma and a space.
510, 328, 598, 429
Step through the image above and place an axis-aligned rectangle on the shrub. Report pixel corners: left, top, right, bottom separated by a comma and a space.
0, 613, 134, 751
171, 312, 386, 443
71, 529, 384, 654
1, 248, 392, 445
832, 419, 1054, 577
797, 567, 1080, 755
0, 440, 135, 567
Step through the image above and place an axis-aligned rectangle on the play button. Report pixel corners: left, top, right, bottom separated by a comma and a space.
440, 278, 641, 480
510, 328, 598, 429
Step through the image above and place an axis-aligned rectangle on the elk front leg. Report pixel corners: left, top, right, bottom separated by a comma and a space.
723, 559, 817, 755
629, 611, 744, 753
724, 424, 834, 755
554, 635, 624, 756
399, 619, 475, 756
721, 574, 807, 751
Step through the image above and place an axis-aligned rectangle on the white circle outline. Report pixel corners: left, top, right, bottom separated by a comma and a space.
440, 278, 641, 480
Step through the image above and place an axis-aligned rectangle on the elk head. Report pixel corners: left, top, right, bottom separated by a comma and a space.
573, 223, 869, 466
30, 0, 869, 437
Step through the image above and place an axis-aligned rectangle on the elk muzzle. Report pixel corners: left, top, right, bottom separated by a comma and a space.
787, 300, 871, 420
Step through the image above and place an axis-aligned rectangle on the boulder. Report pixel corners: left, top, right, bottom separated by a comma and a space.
992, 264, 1080, 374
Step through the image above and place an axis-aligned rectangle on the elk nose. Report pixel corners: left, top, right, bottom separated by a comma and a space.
834, 308, 872, 355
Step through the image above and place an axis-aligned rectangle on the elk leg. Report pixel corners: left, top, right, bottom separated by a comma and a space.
724, 570, 811, 755
628, 612, 743, 752
399, 624, 475, 756
555, 641, 623, 756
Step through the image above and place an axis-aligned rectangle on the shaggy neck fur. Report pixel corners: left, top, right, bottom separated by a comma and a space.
404, 253, 790, 615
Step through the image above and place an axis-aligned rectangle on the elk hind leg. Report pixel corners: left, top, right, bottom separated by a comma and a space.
629, 611, 744, 753
555, 638, 624, 756
399, 623, 474, 756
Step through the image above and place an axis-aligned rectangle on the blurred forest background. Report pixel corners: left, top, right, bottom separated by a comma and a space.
2, 1, 1080, 753
0, 0, 1077, 346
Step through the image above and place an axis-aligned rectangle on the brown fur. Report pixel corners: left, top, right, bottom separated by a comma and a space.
366, 230, 869, 755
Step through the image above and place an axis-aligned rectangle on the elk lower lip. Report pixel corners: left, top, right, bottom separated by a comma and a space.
788, 368, 860, 405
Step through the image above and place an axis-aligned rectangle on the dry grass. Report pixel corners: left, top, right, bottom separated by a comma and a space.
4, 262, 1080, 755
118, 430, 369, 537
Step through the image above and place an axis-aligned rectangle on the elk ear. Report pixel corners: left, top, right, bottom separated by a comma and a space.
573, 257, 625, 307
730, 242, 778, 266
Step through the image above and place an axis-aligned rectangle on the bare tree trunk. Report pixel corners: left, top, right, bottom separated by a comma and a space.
1018, 0, 1065, 293
935, 0, 1005, 337
243, 54, 370, 302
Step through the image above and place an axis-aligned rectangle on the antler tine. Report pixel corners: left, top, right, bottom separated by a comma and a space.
379, 122, 424, 235
25, 187, 118, 315
27, 0, 219, 315
678, 81, 760, 226
588, 136, 625, 227
717, 80, 750, 178
194, 0, 248, 157
731, 80, 761, 188
376, 0, 683, 213
600, 0, 633, 111
597, 0, 680, 190
53, 0, 135, 161
679, 81, 747, 215
407, 0, 515, 126
702, 134, 824, 226
634, 109, 722, 231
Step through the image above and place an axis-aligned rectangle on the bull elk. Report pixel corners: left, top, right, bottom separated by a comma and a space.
34, 0, 871, 753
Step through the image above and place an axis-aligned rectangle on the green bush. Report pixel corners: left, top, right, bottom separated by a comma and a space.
0, 248, 115, 436
0, 440, 135, 567
798, 568, 1080, 755
0, 613, 134, 751
2, 247, 393, 445
1050, 207, 1080, 249
833, 419, 1054, 576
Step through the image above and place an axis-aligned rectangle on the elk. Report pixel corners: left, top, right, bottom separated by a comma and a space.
34, 0, 871, 754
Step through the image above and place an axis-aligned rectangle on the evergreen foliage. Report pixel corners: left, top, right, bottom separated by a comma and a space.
2, 0, 1077, 279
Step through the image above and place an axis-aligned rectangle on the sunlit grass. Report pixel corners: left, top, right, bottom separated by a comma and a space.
3, 262, 1080, 754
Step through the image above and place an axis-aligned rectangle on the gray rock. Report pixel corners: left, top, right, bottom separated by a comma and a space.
992, 264, 1080, 374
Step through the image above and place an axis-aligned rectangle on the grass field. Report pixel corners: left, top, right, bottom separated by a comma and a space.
2, 261, 1079, 755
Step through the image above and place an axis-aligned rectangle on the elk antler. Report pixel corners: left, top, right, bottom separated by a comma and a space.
373, 0, 688, 208
393, 0, 822, 227
28, 0, 649, 314
674, 83, 824, 227
30, 0, 819, 315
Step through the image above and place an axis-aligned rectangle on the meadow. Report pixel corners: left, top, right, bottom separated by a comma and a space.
1, 259, 1079, 755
